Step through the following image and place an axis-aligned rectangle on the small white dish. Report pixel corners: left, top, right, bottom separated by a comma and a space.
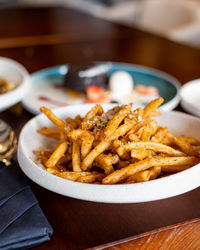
0, 57, 30, 112
180, 79, 200, 117
18, 104, 200, 203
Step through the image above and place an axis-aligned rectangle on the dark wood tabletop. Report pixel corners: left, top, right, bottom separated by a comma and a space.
1, 6, 200, 250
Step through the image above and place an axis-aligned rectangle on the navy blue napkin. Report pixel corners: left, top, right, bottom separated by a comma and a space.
0, 165, 53, 250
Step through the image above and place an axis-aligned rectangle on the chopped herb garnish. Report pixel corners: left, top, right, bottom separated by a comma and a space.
136, 120, 140, 123
136, 143, 139, 147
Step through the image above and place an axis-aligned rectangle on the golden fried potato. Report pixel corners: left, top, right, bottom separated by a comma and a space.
45, 141, 68, 168
102, 156, 198, 184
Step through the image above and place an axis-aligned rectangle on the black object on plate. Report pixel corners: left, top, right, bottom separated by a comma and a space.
63, 63, 110, 92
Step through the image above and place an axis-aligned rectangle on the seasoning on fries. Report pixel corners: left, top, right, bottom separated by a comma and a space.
35, 97, 200, 184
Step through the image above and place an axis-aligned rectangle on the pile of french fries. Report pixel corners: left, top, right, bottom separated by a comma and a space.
35, 97, 200, 184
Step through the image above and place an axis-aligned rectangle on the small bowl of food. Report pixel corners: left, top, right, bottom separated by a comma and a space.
18, 98, 200, 203
0, 57, 30, 112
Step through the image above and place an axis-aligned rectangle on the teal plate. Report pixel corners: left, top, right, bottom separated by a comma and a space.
22, 62, 181, 115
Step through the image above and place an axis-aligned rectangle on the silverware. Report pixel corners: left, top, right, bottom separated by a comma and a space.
0, 119, 17, 167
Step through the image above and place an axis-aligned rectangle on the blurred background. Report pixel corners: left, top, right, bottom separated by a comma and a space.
2, 0, 200, 48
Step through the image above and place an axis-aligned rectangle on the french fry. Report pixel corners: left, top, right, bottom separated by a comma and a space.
193, 146, 200, 153
72, 141, 82, 172
125, 166, 161, 183
68, 129, 94, 159
143, 97, 164, 119
131, 149, 153, 160
120, 152, 131, 161
66, 117, 78, 129
112, 154, 120, 164
136, 126, 144, 139
112, 139, 122, 149
178, 136, 200, 145
161, 165, 191, 173
125, 170, 151, 183
117, 142, 185, 157
127, 119, 150, 137
95, 153, 118, 175
112, 118, 136, 140
161, 131, 175, 146
82, 140, 111, 171
40, 107, 70, 133
34, 150, 52, 165
81, 104, 103, 130
37, 127, 61, 140
103, 156, 198, 184
129, 134, 140, 142
45, 141, 68, 168
116, 160, 130, 169
77, 173, 104, 183
150, 166, 162, 180
151, 127, 168, 143
47, 168, 81, 181
140, 120, 158, 141
57, 154, 72, 165
133, 107, 144, 121
104, 103, 132, 138
47, 168, 102, 182
173, 137, 199, 156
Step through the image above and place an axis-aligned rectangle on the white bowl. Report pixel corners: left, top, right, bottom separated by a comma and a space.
0, 57, 30, 112
180, 79, 200, 117
18, 104, 200, 203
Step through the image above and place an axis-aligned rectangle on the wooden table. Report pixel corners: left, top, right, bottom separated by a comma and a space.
1, 7, 200, 250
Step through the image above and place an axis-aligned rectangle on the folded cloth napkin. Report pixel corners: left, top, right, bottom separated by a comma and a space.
0, 165, 53, 250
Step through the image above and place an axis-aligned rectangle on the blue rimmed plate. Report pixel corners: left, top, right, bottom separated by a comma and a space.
22, 62, 181, 115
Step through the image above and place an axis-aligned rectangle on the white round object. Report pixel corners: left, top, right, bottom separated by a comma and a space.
18, 104, 200, 203
0, 57, 30, 112
109, 71, 133, 101
180, 79, 200, 117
